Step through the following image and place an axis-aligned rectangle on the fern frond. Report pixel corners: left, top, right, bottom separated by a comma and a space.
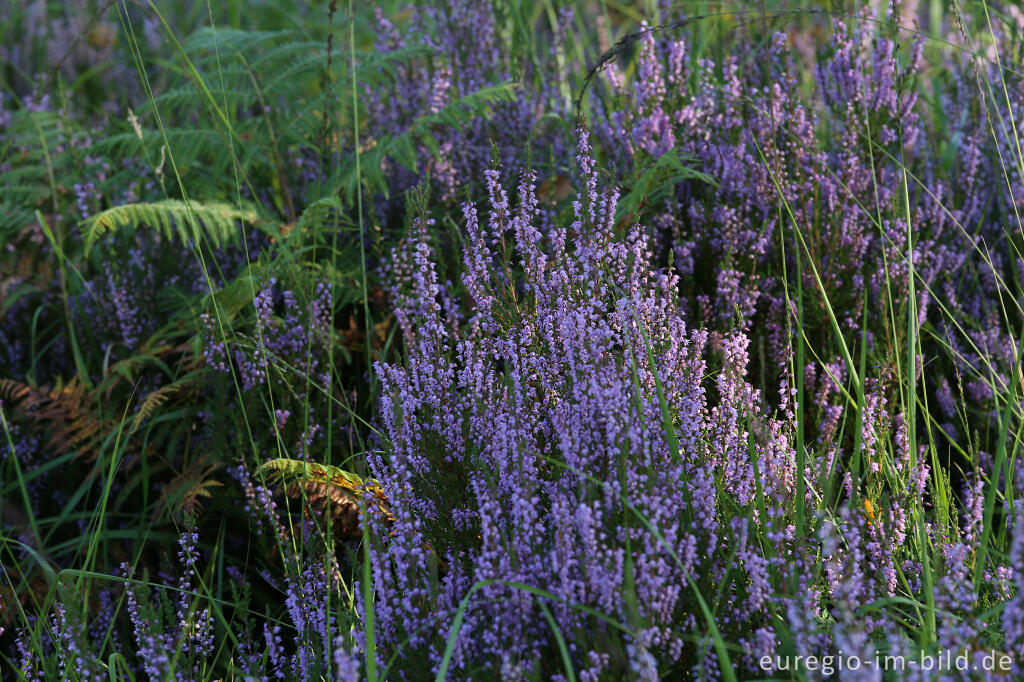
131, 372, 200, 433
354, 45, 433, 82
258, 458, 393, 536
0, 378, 34, 405
157, 454, 222, 519
153, 86, 257, 114
421, 82, 519, 129
131, 385, 175, 432
83, 200, 260, 253
92, 128, 223, 158
259, 458, 367, 491
184, 27, 293, 55
1, 377, 111, 459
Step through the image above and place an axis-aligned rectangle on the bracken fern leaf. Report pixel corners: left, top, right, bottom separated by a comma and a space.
82, 200, 260, 253
258, 457, 393, 537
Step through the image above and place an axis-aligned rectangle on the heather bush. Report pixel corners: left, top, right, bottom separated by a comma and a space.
3, 1, 1024, 680
367, 129, 796, 677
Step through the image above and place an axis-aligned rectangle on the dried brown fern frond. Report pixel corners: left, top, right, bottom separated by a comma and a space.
157, 454, 223, 520
131, 384, 176, 432
130, 371, 201, 434
258, 458, 393, 539
0, 378, 34, 404
0, 377, 109, 459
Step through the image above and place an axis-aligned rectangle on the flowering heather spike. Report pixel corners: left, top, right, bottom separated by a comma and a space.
334, 638, 362, 681
50, 601, 100, 681
123, 563, 173, 681
15, 627, 42, 682
1004, 505, 1024, 670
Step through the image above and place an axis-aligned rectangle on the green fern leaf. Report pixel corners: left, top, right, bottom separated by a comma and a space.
83, 200, 259, 253
258, 457, 391, 517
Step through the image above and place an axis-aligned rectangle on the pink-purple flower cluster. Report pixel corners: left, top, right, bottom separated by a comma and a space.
364, 129, 805, 676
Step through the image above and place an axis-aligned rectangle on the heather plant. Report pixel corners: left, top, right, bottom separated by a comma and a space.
366, 129, 791, 677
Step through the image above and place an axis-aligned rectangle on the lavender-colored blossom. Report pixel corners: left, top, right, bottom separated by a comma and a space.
364, 128, 799, 677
